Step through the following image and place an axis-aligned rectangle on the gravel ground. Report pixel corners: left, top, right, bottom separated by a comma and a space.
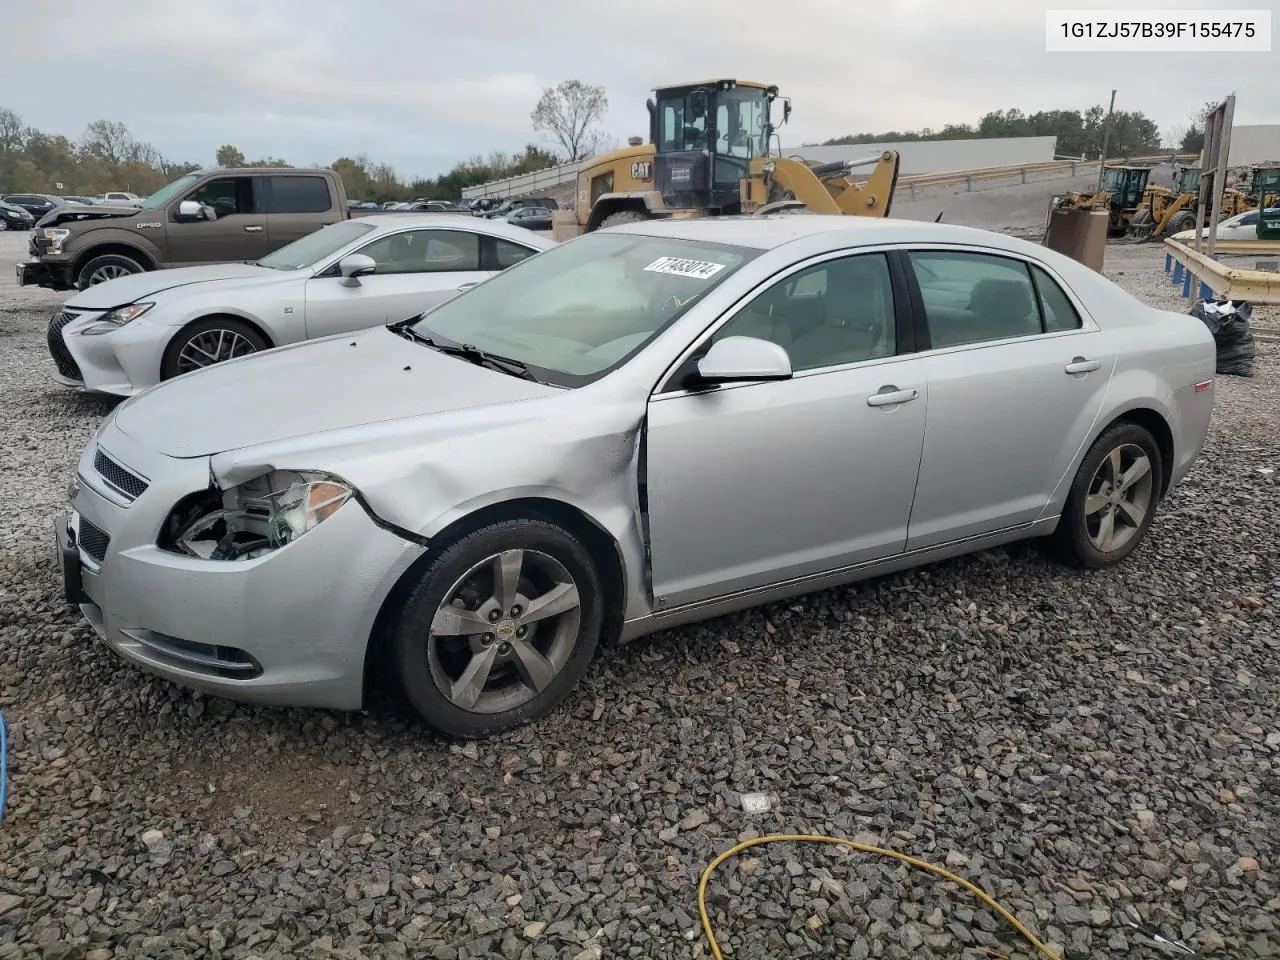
1, 231, 1278, 960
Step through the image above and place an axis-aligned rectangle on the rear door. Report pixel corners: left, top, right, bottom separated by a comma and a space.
165, 174, 269, 265
303, 228, 536, 340
897, 246, 1115, 551
264, 174, 343, 251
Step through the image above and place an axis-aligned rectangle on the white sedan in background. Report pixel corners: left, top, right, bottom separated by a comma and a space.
1170, 207, 1279, 243
45, 214, 557, 397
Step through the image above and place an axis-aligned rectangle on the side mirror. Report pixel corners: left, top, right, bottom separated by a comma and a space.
783, 100, 793, 124
694, 336, 792, 384
177, 199, 212, 221
337, 253, 376, 287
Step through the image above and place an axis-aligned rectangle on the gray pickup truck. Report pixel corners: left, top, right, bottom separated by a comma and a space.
18, 167, 376, 291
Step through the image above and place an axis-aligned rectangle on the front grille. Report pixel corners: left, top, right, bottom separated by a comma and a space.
77, 517, 110, 564
46, 311, 83, 381
94, 449, 149, 502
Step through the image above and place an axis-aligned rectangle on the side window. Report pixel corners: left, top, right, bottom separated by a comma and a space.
486, 238, 537, 270
1240, 212, 1258, 225
267, 176, 332, 214
186, 177, 255, 217
1029, 264, 1082, 333
712, 252, 897, 373
907, 251, 1042, 349
356, 229, 480, 275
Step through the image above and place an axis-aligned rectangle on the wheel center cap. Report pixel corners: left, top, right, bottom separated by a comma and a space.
495, 620, 517, 641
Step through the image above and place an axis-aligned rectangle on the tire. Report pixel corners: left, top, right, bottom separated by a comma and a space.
0, 220, 8, 232
76, 253, 146, 290
1165, 211, 1198, 236
159, 316, 270, 381
599, 209, 650, 229
1050, 421, 1164, 570
390, 517, 603, 739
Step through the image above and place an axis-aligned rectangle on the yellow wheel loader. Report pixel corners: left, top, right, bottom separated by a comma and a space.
1046, 165, 1150, 239
551, 80, 900, 240
1125, 164, 1252, 241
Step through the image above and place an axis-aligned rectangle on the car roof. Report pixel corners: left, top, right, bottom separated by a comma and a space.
347, 212, 558, 245
604, 214, 1044, 256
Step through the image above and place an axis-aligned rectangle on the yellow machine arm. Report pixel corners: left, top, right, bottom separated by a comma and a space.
763, 150, 900, 217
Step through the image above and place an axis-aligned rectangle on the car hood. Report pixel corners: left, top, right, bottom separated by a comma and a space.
0, 202, 32, 218
65, 263, 289, 309
36, 202, 140, 228
112, 326, 559, 458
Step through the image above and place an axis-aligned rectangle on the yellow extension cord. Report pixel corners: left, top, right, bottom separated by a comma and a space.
698, 833, 1063, 960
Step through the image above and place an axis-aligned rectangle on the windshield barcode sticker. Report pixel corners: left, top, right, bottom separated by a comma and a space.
643, 256, 726, 280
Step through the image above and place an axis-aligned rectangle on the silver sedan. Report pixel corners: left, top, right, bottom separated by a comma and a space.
55, 215, 1216, 738
44, 214, 556, 396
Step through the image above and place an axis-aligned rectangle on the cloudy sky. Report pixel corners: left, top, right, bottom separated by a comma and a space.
4, 0, 1275, 180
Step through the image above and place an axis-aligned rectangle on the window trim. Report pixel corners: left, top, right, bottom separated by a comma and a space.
651, 244, 920, 399
893, 243, 1098, 356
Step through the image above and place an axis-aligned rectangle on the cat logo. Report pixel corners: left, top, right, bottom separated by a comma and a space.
630, 161, 652, 181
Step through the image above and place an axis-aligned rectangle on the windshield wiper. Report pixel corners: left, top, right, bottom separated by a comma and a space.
392, 325, 538, 381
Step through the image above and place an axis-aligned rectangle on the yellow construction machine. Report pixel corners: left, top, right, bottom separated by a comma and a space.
1048, 165, 1151, 238
551, 79, 900, 240
1125, 163, 1252, 240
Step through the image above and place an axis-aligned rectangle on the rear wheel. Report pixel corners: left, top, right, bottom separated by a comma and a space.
76, 253, 145, 290
390, 517, 603, 739
160, 317, 269, 381
599, 209, 650, 229
1165, 210, 1198, 236
1051, 422, 1163, 569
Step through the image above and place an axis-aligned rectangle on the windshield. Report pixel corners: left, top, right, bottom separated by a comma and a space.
409, 232, 757, 386
256, 220, 376, 270
141, 172, 201, 209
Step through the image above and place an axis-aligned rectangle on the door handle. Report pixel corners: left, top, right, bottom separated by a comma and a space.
1065, 357, 1101, 374
244, 225, 264, 233
866, 386, 919, 407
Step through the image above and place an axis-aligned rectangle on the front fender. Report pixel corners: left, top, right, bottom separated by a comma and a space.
149, 284, 307, 347
64, 225, 163, 268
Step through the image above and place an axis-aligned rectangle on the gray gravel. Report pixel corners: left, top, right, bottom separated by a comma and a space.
1, 231, 1278, 959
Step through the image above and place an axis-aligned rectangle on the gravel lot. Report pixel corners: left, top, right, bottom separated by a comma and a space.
1, 230, 1277, 960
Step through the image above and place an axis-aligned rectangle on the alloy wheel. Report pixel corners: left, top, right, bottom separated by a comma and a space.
88, 264, 134, 285
176, 329, 260, 374
1084, 443, 1154, 553
427, 548, 582, 715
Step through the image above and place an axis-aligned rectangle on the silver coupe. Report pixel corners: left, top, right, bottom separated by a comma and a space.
44, 214, 555, 396
55, 215, 1217, 738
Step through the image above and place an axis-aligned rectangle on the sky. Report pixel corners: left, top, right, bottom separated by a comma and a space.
3, 0, 1275, 181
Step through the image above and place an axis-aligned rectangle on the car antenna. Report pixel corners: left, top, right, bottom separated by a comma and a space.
935, 211, 944, 222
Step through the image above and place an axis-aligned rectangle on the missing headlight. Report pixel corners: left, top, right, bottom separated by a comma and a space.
160, 471, 354, 561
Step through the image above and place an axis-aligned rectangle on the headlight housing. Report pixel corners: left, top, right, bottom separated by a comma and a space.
41, 227, 71, 252
169, 470, 353, 560
80, 302, 155, 336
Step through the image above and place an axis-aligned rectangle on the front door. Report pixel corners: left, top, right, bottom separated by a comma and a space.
303, 228, 518, 340
645, 250, 929, 610
165, 174, 269, 265
899, 248, 1115, 551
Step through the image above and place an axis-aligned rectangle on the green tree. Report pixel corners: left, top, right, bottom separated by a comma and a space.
531, 80, 608, 162
216, 144, 245, 167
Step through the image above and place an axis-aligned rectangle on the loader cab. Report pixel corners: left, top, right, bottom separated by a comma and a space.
1254, 165, 1280, 239
648, 79, 780, 214
1099, 166, 1150, 209
1176, 166, 1202, 196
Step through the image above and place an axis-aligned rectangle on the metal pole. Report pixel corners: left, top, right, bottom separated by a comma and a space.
1095, 89, 1117, 193
1205, 94, 1234, 262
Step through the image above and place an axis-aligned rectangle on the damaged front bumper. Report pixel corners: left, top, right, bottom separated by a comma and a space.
17, 258, 73, 290
59, 423, 426, 710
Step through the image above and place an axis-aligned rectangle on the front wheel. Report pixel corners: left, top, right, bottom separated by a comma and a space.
160, 317, 269, 381
1050, 422, 1163, 569
390, 517, 603, 738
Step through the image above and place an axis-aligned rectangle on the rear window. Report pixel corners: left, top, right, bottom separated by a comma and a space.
267, 176, 332, 214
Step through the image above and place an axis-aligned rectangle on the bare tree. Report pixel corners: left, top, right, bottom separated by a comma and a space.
0, 108, 25, 153
531, 80, 608, 162
79, 119, 135, 165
